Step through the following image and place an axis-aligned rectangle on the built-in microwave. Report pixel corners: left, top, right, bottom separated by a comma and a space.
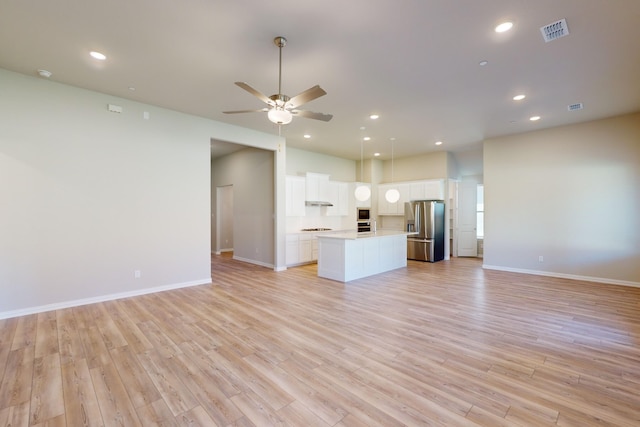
357, 208, 371, 222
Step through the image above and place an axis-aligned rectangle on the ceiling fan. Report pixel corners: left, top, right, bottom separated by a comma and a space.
223, 36, 332, 125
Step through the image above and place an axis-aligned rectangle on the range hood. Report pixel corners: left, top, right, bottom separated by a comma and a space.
305, 200, 333, 207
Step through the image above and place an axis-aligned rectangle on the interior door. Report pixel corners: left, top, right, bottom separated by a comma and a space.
457, 180, 478, 257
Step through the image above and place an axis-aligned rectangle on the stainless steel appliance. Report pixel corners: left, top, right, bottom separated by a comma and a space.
357, 208, 372, 232
357, 208, 371, 222
405, 200, 445, 262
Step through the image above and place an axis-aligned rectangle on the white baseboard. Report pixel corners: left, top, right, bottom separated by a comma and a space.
212, 248, 233, 255
232, 255, 274, 270
482, 264, 640, 288
0, 278, 213, 320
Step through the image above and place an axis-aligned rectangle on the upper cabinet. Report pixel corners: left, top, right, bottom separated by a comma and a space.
378, 182, 409, 215
326, 181, 348, 216
286, 175, 306, 217
378, 179, 444, 215
305, 172, 330, 202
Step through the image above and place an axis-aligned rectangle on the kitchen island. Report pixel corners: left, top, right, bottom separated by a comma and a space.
316, 230, 414, 282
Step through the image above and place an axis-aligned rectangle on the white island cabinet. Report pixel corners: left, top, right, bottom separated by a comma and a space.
316, 230, 413, 282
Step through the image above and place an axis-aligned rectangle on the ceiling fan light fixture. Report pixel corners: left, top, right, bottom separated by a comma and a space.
268, 107, 292, 125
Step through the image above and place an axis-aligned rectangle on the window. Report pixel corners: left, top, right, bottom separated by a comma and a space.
477, 184, 484, 238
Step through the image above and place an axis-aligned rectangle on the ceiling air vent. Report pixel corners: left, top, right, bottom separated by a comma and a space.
568, 103, 584, 111
540, 18, 569, 42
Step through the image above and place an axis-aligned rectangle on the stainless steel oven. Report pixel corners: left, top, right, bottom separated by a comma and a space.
357, 221, 371, 232
357, 208, 371, 232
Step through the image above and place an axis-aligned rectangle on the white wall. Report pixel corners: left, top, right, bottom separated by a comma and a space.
381, 151, 453, 182
211, 147, 274, 266
0, 68, 284, 318
286, 147, 355, 181
215, 185, 234, 252
483, 112, 640, 286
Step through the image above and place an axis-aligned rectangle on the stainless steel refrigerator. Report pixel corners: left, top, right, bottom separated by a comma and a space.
405, 200, 445, 262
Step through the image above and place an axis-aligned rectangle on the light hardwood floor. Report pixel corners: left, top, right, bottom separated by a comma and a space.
1, 255, 639, 426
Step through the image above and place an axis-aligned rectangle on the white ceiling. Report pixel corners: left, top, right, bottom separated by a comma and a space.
2, 1, 639, 162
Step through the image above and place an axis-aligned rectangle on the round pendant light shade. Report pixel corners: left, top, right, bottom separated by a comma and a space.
354, 185, 371, 202
385, 188, 400, 203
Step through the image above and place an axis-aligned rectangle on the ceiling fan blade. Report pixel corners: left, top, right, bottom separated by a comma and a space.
292, 109, 333, 122
234, 82, 273, 105
223, 108, 269, 114
287, 85, 327, 109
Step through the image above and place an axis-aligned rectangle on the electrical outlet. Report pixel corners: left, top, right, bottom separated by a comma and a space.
538, 256, 544, 263
134, 270, 141, 278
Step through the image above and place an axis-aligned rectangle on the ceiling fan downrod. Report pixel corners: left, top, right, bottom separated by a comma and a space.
274, 36, 286, 97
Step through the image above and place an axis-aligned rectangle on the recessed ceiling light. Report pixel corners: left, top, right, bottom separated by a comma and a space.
513, 94, 526, 101
128, 87, 136, 91
90, 51, 107, 60
495, 22, 513, 33
374, 152, 380, 157
303, 134, 311, 139
369, 114, 379, 120
37, 69, 52, 78
479, 60, 489, 66
435, 141, 443, 146
363, 136, 371, 141
530, 116, 541, 121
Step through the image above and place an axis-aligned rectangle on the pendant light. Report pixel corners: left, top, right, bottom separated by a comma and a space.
354, 137, 371, 202
385, 138, 400, 203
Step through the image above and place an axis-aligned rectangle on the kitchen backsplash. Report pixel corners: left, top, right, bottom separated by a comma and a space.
286, 206, 355, 233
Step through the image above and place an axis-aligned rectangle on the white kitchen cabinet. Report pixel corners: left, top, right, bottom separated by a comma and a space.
409, 182, 426, 200
409, 179, 444, 201
378, 179, 445, 215
317, 231, 409, 282
299, 234, 313, 263
378, 182, 409, 215
312, 238, 318, 260
424, 179, 445, 200
286, 234, 299, 265
286, 175, 306, 217
326, 181, 348, 216
378, 184, 393, 215
286, 233, 319, 266
305, 172, 330, 202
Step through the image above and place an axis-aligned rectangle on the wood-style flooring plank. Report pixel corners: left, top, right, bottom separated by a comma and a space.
90, 362, 142, 427
0, 400, 30, 427
109, 345, 161, 409
0, 346, 35, 409
34, 311, 58, 359
136, 350, 198, 417
29, 353, 64, 425
1, 255, 640, 426
60, 358, 103, 427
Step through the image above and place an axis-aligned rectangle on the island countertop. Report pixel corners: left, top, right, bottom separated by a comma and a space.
316, 229, 416, 240
316, 230, 413, 282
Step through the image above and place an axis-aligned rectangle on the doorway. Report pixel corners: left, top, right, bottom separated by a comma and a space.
215, 185, 234, 254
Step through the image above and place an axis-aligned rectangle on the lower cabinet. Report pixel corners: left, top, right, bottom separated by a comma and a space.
286, 234, 319, 266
